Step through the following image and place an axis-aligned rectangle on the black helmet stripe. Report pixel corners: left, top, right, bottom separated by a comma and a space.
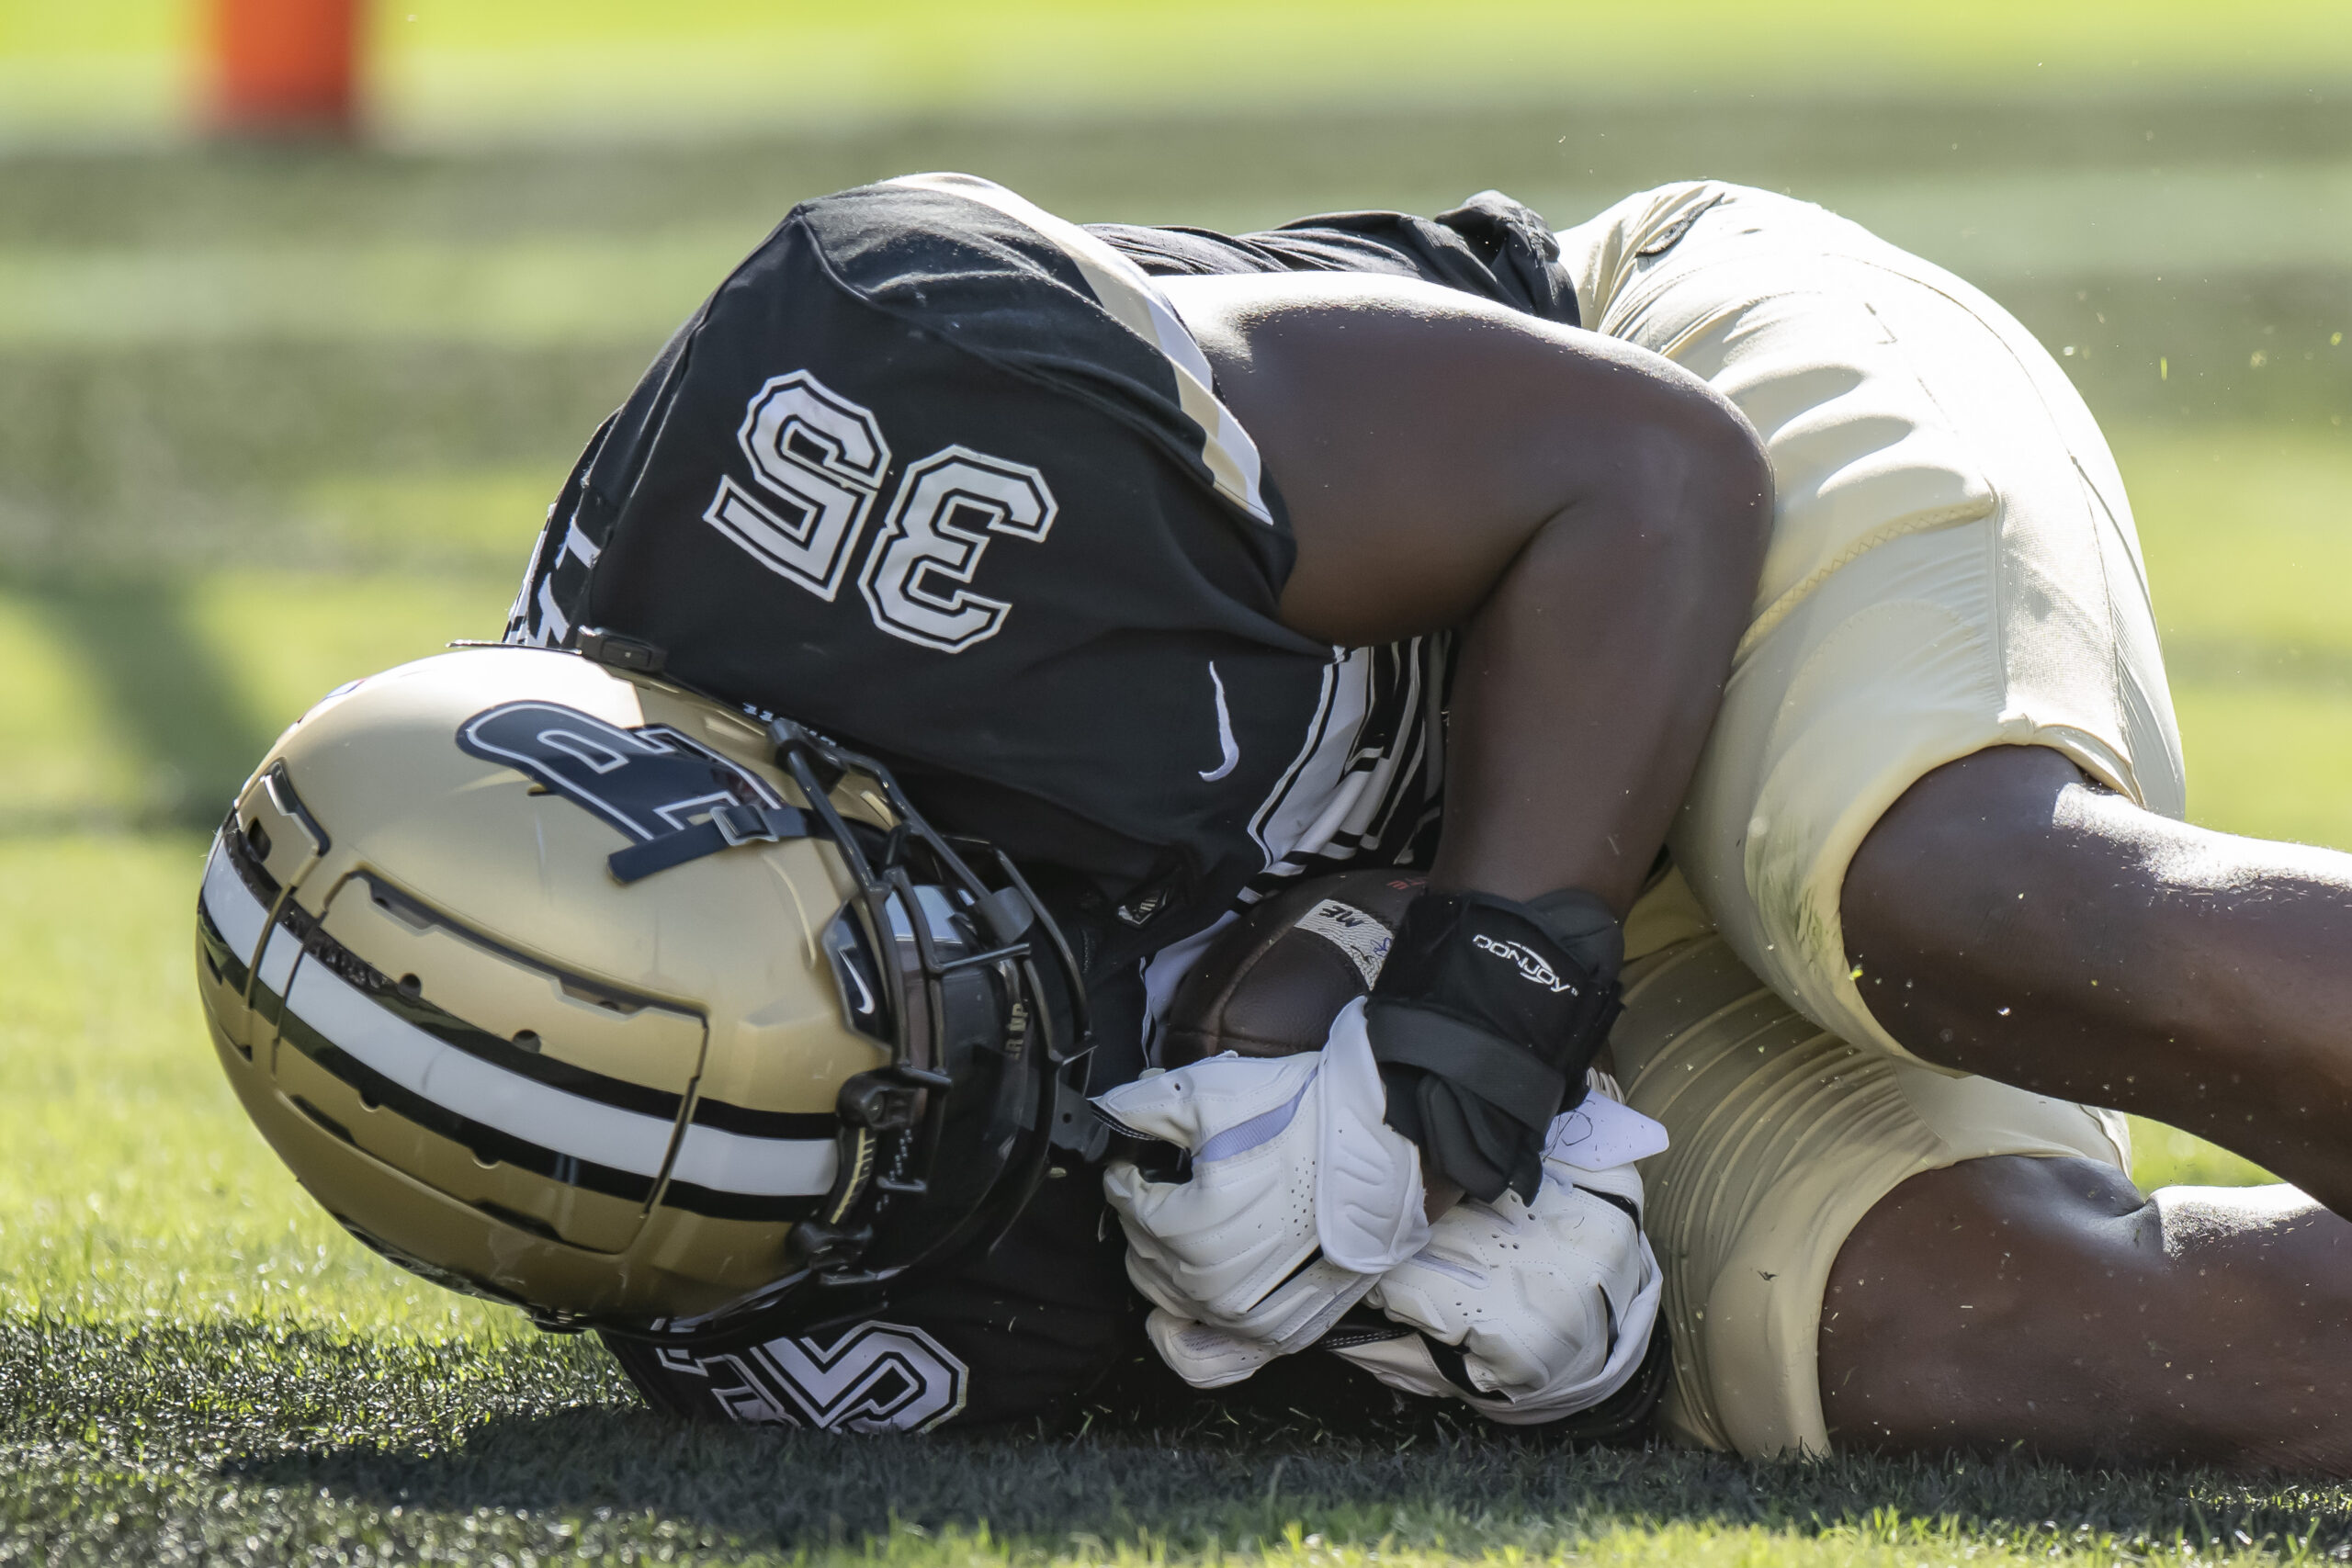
216, 815, 843, 1173
277, 986, 819, 1221
263, 945, 844, 1213
289, 899, 694, 1123
684, 1100, 835, 1139
270, 943, 682, 1179
241, 886, 845, 1213
272, 998, 661, 1203
652, 1179, 827, 1223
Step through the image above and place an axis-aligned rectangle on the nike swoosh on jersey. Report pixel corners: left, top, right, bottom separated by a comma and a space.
1200, 660, 1240, 782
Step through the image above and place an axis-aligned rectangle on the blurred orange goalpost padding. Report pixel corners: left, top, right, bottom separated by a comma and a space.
209, 0, 359, 137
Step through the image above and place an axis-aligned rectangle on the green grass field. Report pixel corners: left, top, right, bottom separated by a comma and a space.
6, 26, 2352, 1562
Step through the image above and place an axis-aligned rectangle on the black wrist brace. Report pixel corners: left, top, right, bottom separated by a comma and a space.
1364, 888, 1623, 1202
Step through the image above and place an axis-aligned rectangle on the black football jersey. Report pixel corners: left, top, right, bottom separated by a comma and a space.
508, 175, 1577, 978
1094, 187, 1582, 325
510, 175, 1617, 1436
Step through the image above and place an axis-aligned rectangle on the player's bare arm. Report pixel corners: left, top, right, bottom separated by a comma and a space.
1131, 268, 1767, 1261
1160, 272, 1771, 911
1143, 269, 1765, 1232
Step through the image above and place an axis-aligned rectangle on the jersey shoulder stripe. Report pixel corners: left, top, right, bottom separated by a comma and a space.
881, 173, 1272, 526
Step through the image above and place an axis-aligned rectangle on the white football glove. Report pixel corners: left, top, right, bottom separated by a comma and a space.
1096, 998, 1429, 1384
1329, 1086, 1666, 1425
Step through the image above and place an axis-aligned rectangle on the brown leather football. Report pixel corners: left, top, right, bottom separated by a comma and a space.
1160, 869, 1428, 1066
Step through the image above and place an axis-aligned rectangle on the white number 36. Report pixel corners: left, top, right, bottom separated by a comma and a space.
702, 370, 1057, 654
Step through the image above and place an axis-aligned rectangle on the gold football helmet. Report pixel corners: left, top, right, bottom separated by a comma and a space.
196, 643, 1085, 1345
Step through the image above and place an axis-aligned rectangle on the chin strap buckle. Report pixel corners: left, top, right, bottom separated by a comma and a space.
709, 802, 781, 847
838, 1071, 922, 1132
837, 1066, 953, 1132
787, 1220, 874, 1275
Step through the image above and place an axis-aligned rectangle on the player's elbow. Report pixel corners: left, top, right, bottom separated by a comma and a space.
1588, 378, 1772, 620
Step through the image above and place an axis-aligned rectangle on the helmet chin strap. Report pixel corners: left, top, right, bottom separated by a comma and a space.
605, 802, 816, 884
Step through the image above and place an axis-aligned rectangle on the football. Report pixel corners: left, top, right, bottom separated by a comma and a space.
1159, 869, 1427, 1066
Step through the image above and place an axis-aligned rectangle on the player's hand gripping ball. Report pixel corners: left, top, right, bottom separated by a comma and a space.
1334, 1116, 1664, 1423
1094, 996, 1430, 1382
1109, 871, 1666, 1416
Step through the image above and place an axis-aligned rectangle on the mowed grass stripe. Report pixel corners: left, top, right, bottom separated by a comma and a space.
0, 571, 517, 829
6, 96, 2352, 251
0, 231, 752, 348
4, 166, 2351, 347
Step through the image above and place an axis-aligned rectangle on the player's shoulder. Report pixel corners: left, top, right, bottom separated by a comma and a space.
782, 175, 1086, 294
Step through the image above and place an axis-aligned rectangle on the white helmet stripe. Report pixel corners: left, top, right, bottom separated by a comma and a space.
274, 952, 840, 1200
284, 950, 681, 1179
220, 825, 843, 1205
671, 1122, 837, 1199
198, 835, 269, 971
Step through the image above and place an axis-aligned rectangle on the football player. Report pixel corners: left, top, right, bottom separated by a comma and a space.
503, 174, 1781, 1432
198, 172, 2352, 1467
534, 175, 2352, 1465
199, 174, 1766, 1437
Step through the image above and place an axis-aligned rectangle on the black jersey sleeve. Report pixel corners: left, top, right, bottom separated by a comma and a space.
1089, 189, 1578, 328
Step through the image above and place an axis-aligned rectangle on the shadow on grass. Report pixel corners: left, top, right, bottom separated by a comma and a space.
248, 1409, 2352, 1559
4, 571, 275, 831
10, 1317, 2352, 1559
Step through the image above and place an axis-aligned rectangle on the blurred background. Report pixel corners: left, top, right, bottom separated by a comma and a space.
5, 0, 2347, 1321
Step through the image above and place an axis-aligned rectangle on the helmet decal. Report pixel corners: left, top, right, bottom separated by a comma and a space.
455, 700, 781, 843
